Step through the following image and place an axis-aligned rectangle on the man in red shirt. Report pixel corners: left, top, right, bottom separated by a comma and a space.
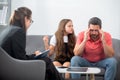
71, 17, 117, 80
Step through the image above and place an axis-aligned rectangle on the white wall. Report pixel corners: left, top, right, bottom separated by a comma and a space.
11, 0, 120, 39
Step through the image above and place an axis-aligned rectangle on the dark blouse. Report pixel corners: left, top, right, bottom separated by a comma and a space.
0, 25, 35, 60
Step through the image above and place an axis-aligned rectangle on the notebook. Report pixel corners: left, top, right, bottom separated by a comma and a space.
57, 66, 68, 68
34, 49, 50, 59
67, 67, 88, 72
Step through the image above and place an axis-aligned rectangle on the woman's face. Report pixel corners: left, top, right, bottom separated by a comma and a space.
65, 21, 74, 34
25, 16, 33, 30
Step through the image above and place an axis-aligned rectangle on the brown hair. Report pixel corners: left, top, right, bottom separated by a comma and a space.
9, 7, 32, 31
55, 19, 76, 59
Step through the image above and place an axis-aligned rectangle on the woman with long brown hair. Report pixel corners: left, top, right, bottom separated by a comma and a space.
43, 19, 76, 79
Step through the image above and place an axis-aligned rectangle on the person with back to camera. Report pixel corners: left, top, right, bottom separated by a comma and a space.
43, 19, 76, 79
71, 17, 117, 80
0, 7, 63, 80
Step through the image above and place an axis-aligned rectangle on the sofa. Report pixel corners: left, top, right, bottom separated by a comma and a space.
0, 47, 46, 80
26, 35, 120, 80
0, 26, 47, 80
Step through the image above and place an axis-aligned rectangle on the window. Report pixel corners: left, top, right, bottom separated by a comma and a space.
0, 0, 11, 26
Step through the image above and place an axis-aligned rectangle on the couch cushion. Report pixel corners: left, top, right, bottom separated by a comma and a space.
112, 38, 120, 59
26, 35, 120, 80
112, 38, 120, 80
26, 35, 46, 55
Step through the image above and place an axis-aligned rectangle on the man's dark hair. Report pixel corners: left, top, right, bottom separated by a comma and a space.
88, 17, 102, 29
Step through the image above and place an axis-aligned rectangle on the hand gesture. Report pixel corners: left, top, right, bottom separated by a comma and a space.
43, 35, 49, 44
34, 50, 41, 56
84, 29, 90, 42
43, 35, 50, 50
99, 29, 105, 41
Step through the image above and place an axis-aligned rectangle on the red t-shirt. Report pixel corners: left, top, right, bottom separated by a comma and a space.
76, 31, 112, 62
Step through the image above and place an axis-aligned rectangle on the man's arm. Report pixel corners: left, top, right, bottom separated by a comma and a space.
100, 30, 114, 57
74, 40, 87, 56
102, 40, 114, 57
74, 29, 89, 56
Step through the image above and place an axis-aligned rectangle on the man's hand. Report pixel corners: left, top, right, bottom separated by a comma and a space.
99, 29, 105, 42
84, 29, 90, 42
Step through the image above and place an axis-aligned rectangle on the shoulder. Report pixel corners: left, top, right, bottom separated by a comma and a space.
0, 25, 23, 38
51, 35, 56, 41
77, 31, 85, 37
104, 32, 111, 38
51, 35, 56, 39
3, 25, 26, 40
8, 26, 25, 37
78, 31, 84, 35
11, 25, 24, 33
104, 32, 112, 42
3, 25, 24, 35
0, 25, 25, 46
50, 35, 56, 46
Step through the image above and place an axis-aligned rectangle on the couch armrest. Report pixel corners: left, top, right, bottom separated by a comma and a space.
112, 38, 120, 80
0, 47, 46, 80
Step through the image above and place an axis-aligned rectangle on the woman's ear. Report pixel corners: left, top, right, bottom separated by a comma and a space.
24, 16, 30, 30
24, 16, 28, 22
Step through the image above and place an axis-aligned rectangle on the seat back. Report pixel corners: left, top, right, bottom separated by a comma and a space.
0, 47, 46, 80
112, 38, 120, 80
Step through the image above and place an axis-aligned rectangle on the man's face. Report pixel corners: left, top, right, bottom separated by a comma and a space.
89, 24, 100, 41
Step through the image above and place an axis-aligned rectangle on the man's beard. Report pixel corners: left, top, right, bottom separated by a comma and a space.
90, 34, 99, 41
